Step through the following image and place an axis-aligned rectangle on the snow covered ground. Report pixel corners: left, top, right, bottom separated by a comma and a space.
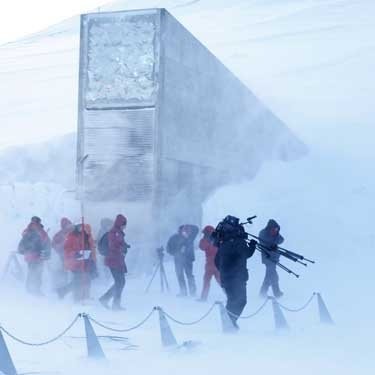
0, 0, 374, 374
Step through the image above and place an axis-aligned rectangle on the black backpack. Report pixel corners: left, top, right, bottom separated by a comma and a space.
166, 234, 185, 256
98, 232, 109, 256
18, 230, 42, 255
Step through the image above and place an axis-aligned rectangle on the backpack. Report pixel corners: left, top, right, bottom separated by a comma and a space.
166, 234, 185, 256
18, 230, 43, 255
98, 232, 109, 256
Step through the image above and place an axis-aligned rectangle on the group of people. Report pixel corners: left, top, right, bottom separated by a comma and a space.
166, 219, 285, 317
18, 214, 129, 310
17, 214, 285, 321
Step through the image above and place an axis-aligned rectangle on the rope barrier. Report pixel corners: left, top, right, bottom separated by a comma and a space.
162, 303, 217, 326
276, 293, 316, 312
239, 297, 270, 319
0, 314, 80, 346
0, 292, 320, 349
88, 309, 156, 332
225, 297, 270, 320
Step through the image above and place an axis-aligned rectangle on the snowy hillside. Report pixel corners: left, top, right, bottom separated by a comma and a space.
0, 133, 76, 186
0, 1, 374, 374
1, 0, 374, 151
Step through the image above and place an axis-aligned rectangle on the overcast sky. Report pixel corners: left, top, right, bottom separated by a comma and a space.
0, 0, 108, 45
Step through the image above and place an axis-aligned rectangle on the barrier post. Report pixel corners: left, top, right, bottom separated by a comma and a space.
155, 307, 178, 347
271, 297, 289, 331
0, 329, 17, 375
317, 293, 334, 325
81, 313, 106, 359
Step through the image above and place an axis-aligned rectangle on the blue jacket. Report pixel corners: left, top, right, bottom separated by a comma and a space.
259, 219, 284, 265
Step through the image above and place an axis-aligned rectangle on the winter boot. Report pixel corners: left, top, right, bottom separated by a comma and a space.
99, 296, 110, 309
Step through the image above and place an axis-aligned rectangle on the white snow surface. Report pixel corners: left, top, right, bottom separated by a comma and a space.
0, 0, 374, 374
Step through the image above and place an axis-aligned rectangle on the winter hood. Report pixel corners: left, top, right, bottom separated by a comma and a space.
265, 219, 280, 231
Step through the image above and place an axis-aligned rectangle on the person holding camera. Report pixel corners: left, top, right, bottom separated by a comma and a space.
214, 216, 257, 328
167, 224, 199, 297
99, 214, 128, 310
259, 219, 284, 299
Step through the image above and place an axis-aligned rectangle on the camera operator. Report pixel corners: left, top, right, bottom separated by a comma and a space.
259, 219, 284, 299
213, 216, 257, 328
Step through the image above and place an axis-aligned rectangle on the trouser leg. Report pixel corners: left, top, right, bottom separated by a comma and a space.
111, 268, 125, 308
200, 267, 213, 300
72, 271, 83, 302
26, 262, 43, 295
268, 266, 281, 297
224, 279, 247, 324
35, 262, 43, 294
213, 268, 221, 285
100, 268, 122, 303
100, 283, 115, 302
184, 260, 196, 296
82, 272, 91, 300
174, 256, 187, 296
54, 254, 67, 289
260, 265, 272, 296
26, 263, 34, 294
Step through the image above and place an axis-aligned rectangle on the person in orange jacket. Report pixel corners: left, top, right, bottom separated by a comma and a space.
197, 225, 221, 301
57, 223, 96, 302
18, 216, 51, 296
52, 217, 73, 288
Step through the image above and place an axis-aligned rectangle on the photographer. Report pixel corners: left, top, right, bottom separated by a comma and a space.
213, 216, 256, 328
259, 219, 284, 299
167, 224, 199, 297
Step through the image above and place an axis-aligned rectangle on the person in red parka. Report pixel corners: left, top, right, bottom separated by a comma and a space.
57, 223, 96, 302
52, 217, 73, 288
18, 216, 51, 296
197, 225, 221, 302
99, 214, 128, 310
52, 218, 73, 258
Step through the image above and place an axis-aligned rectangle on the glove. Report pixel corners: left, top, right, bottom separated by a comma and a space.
75, 252, 84, 260
248, 239, 257, 250
40, 249, 50, 260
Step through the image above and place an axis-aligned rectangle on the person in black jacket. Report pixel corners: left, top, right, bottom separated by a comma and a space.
214, 216, 256, 328
167, 224, 199, 297
259, 219, 284, 299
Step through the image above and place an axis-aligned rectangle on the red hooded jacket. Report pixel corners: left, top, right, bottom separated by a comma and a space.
19, 222, 50, 263
105, 214, 128, 272
52, 218, 72, 256
64, 226, 95, 272
199, 225, 218, 270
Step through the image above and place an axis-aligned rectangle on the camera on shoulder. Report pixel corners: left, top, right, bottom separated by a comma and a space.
211, 215, 247, 245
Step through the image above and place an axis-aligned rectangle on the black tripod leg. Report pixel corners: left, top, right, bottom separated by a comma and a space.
13, 254, 25, 281
145, 262, 160, 294
160, 263, 165, 292
1, 253, 14, 282
160, 263, 170, 292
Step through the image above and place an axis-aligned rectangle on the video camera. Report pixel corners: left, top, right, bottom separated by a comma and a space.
212, 214, 314, 278
211, 215, 248, 245
156, 246, 165, 259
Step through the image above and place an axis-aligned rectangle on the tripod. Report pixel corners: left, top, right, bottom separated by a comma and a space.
145, 247, 170, 293
1, 251, 24, 282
